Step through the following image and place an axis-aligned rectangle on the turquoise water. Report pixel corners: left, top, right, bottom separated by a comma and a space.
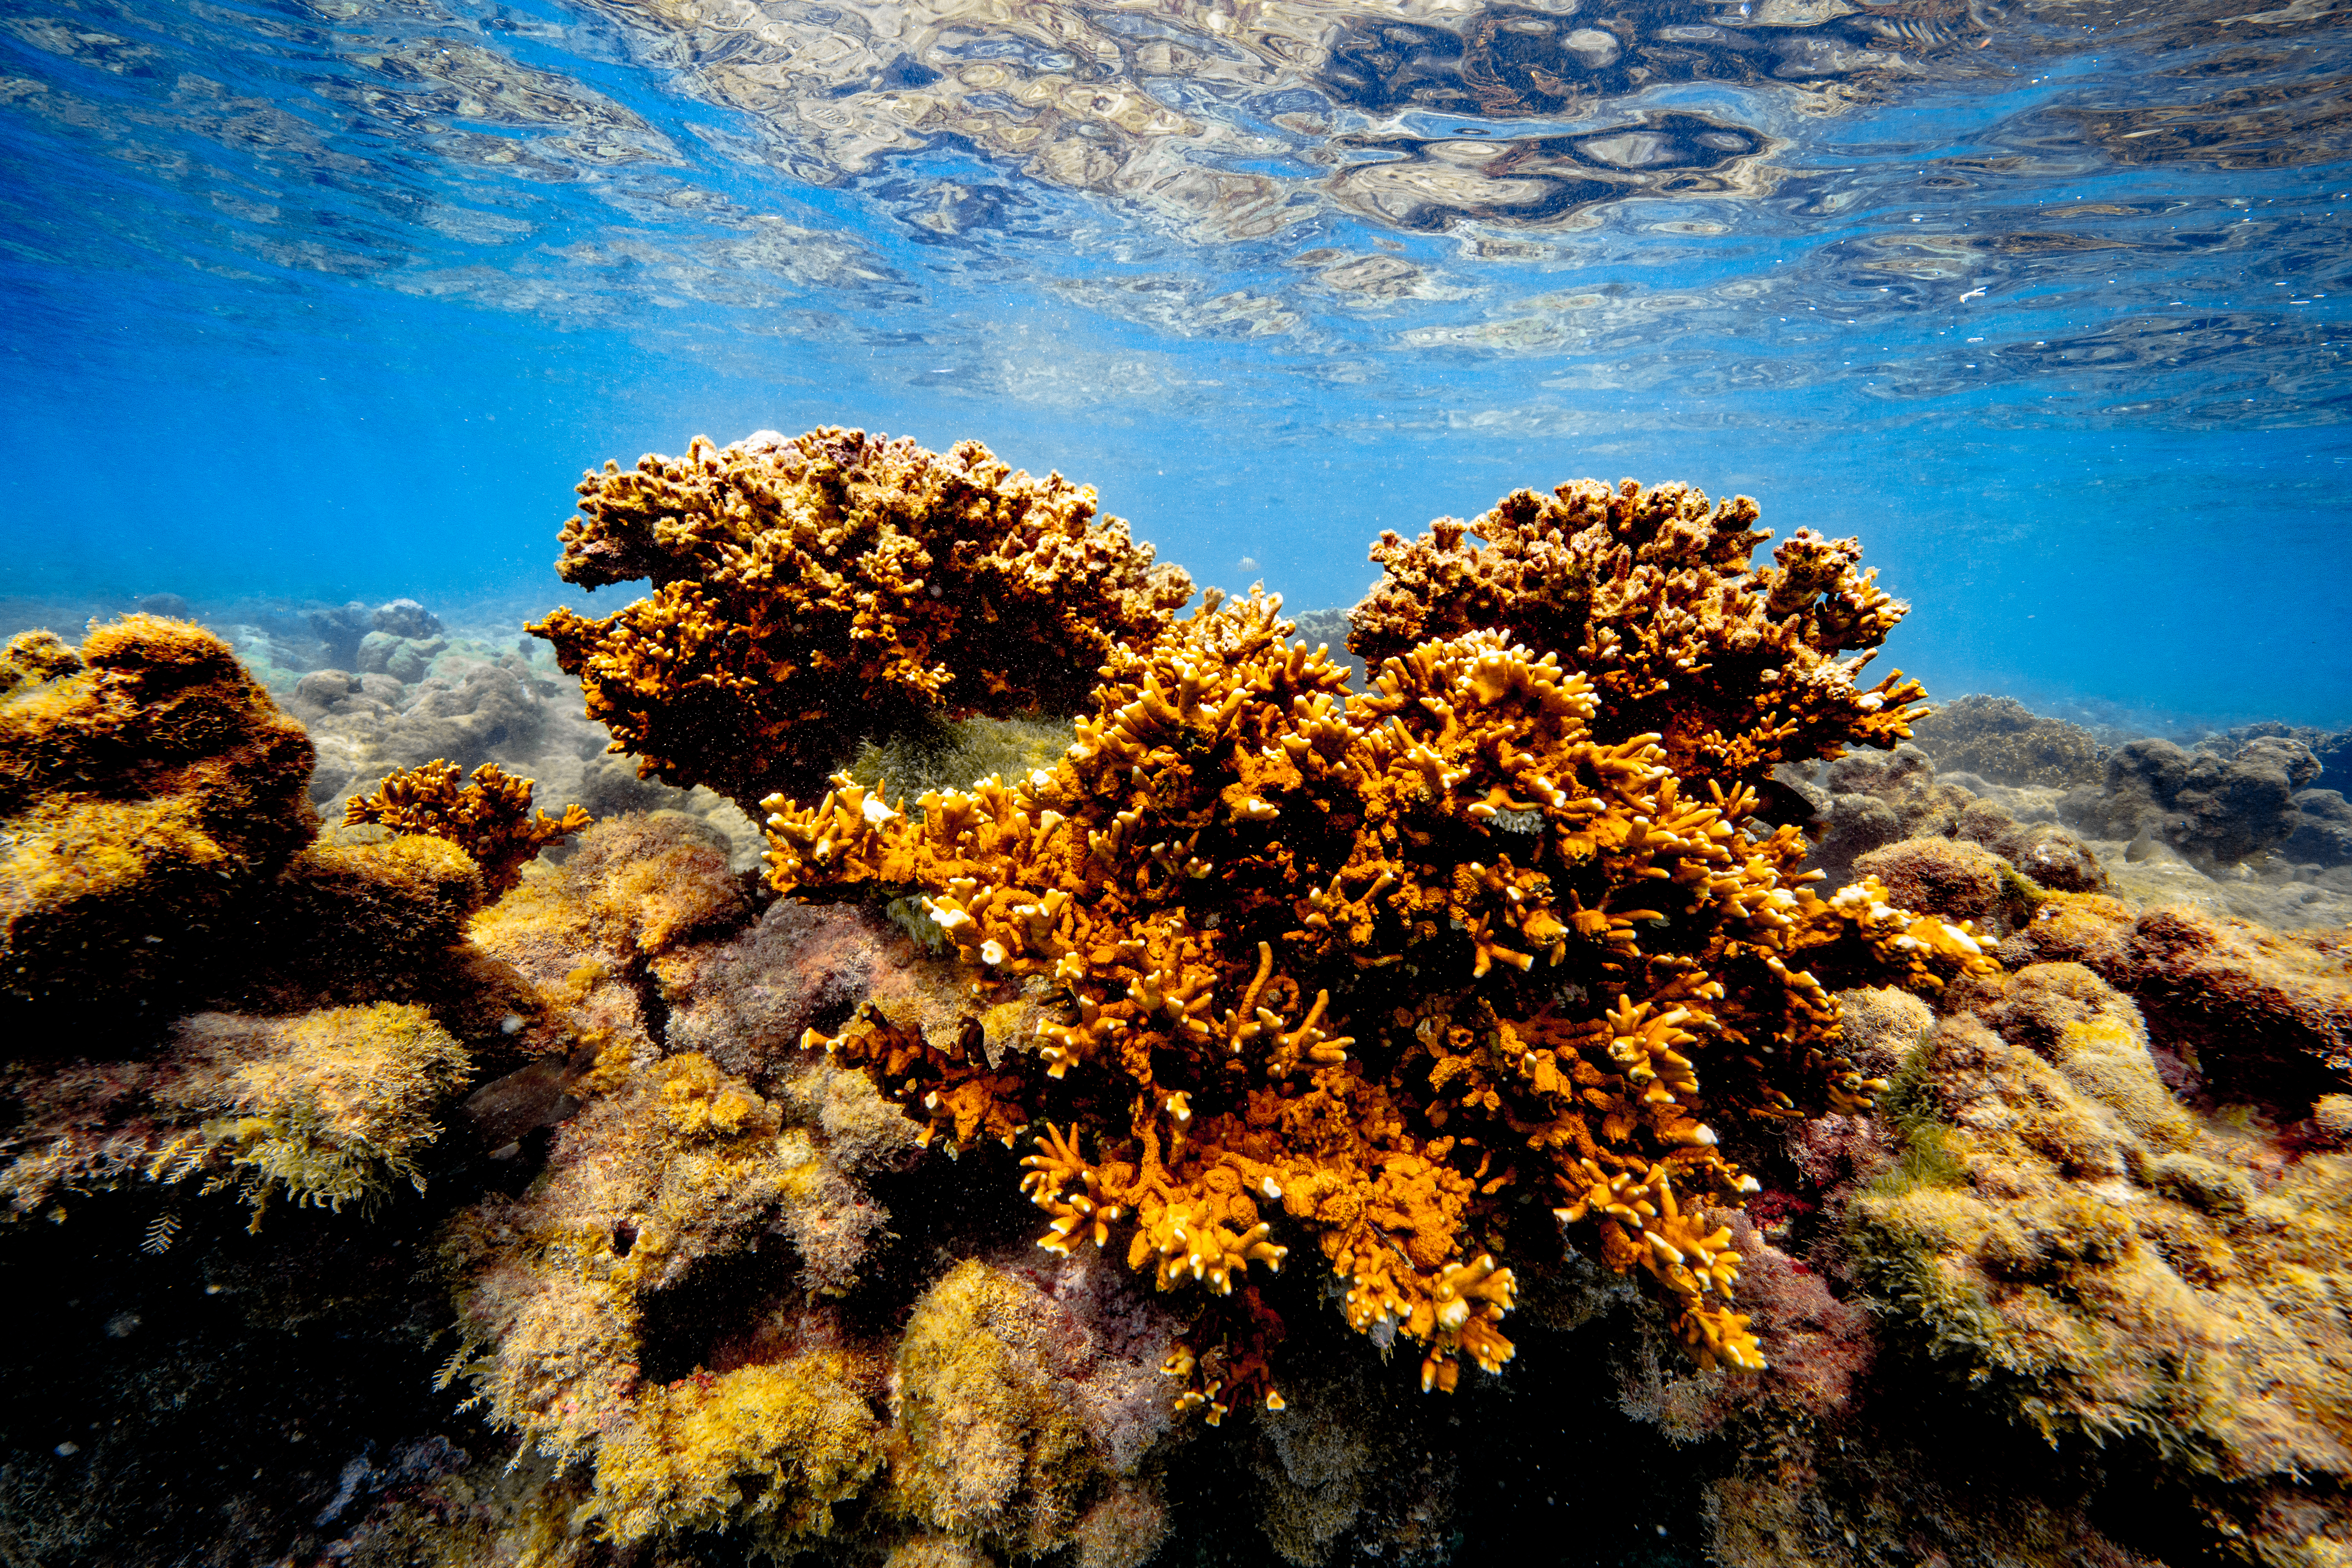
3, 0, 2349, 724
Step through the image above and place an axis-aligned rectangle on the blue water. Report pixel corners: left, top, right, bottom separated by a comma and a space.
3, 0, 2349, 725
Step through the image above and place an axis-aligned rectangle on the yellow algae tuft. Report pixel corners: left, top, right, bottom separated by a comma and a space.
587, 1354, 881, 1546
157, 1002, 471, 1214
438, 1049, 892, 1533
888, 1261, 1097, 1554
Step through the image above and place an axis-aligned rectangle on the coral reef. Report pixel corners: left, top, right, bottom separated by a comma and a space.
2286, 787, 2352, 868
12, 473, 2352, 1568
1907, 694, 2106, 788
1846, 961, 2352, 1560
344, 758, 592, 894
1, 615, 317, 1011
2004, 894, 2352, 1113
527, 427, 1193, 817
2063, 735, 2319, 866
768, 586, 1993, 1402
1346, 478, 1926, 797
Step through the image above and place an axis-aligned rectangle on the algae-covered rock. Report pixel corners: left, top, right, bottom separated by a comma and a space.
157, 1003, 471, 1212
589, 1353, 882, 1545
1908, 694, 2106, 788
891, 1260, 1102, 1552
2, 1001, 471, 1219
1, 616, 316, 1012
1847, 963, 2352, 1559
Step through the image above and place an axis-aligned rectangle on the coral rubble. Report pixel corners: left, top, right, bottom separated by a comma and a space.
526, 427, 1194, 817
767, 584, 1991, 1403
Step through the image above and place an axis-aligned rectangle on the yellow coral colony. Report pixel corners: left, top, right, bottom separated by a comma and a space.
345, 758, 592, 894
1347, 478, 1927, 798
767, 581, 1993, 1413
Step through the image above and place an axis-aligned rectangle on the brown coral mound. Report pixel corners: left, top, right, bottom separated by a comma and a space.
527, 428, 1193, 817
1347, 479, 1923, 797
767, 589, 1994, 1406
1849, 962, 2352, 1561
2005, 897, 2352, 1112
344, 759, 590, 894
1, 615, 316, 1007
1854, 838, 2012, 936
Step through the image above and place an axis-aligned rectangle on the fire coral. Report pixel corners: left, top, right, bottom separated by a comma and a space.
526, 427, 1194, 817
344, 758, 591, 894
1347, 478, 1927, 800
767, 586, 1994, 1412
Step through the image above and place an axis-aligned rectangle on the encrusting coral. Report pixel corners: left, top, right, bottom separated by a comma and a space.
765, 584, 1996, 1410
344, 758, 592, 894
1345, 478, 1926, 800
526, 427, 1194, 817
1, 615, 317, 1010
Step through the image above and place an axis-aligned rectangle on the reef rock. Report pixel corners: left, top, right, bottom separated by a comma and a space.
1, 617, 317, 1015
1906, 693, 2105, 788
2062, 735, 2315, 867
1847, 963, 2352, 1562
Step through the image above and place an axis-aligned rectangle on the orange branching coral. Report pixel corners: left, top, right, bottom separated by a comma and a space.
344, 759, 592, 894
1348, 480, 1926, 797
766, 589, 1993, 1410
527, 427, 1194, 818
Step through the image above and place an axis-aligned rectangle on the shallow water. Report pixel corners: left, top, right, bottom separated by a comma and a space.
3, 0, 2350, 722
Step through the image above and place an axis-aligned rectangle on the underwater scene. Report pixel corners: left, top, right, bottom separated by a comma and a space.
4, 0, 2352, 1562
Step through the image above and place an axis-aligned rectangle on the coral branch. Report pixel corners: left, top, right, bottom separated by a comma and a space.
345, 758, 592, 893
528, 427, 1193, 817
1348, 478, 1926, 797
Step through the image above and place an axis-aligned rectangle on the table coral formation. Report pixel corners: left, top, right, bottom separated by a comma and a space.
1345, 478, 1926, 799
1, 615, 317, 1010
344, 758, 592, 894
526, 427, 1193, 817
766, 585, 1994, 1406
